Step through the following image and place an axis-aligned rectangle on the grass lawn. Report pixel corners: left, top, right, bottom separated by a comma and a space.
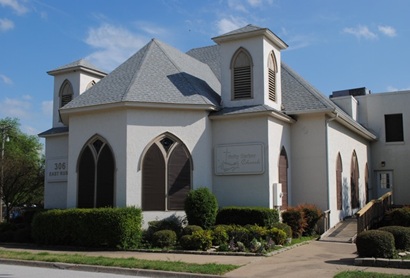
0, 249, 238, 275
335, 271, 410, 278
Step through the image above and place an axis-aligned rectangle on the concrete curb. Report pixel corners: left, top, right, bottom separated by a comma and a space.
355, 257, 410, 269
0, 258, 223, 278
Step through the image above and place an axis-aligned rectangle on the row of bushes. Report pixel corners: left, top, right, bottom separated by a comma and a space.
31, 207, 142, 249
281, 204, 322, 238
356, 207, 410, 258
356, 226, 410, 258
144, 222, 292, 253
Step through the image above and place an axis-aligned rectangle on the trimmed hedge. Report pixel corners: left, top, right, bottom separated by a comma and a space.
379, 226, 410, 251
216, 207, 279, 227
356, 230, 396, 258
297, 204, 322, 236
385, 207, 410, 227
31, 207, 142, 249
184, 187, 218, 229
152, 230, 176, 248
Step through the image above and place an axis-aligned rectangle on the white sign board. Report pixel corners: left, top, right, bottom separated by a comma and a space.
215, 143, 264, 175
46, 157, 68, 182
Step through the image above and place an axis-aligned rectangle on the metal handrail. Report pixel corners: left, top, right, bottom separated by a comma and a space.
355, 192, 392, 234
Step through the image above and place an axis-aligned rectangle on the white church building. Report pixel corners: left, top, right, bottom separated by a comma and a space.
39, 25, 409, 229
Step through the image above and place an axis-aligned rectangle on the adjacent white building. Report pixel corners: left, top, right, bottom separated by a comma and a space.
40, 25, 406, 229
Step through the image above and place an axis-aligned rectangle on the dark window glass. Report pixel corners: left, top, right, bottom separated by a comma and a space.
385, 114, 404, 142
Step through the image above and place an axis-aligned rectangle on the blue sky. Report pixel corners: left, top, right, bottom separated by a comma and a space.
1, 0, 409, 140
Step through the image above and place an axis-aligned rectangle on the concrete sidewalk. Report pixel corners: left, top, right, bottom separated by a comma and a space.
1, 241, 410, 277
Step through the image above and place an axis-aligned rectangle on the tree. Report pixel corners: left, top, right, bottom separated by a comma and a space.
0, 118, 44, 222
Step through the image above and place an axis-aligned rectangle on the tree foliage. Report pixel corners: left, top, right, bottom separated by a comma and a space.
0, 117, 44, 222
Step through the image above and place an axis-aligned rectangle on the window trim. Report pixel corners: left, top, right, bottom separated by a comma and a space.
59, 79, 74, 108
230, 47, 253, 100
268, 51, 278, 102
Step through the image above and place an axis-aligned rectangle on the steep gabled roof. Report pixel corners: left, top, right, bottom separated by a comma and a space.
61, 39, 221, 111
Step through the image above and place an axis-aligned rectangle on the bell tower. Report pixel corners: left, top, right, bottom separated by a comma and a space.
47, 59, 106, 128
212, 24, 287, 111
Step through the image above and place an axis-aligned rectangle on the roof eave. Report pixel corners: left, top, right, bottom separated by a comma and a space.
210, 109, 295, 123
331, 112, 377, 141
60, 101, 219, 124
212, 28, 288, 50
47, 66, 107, 78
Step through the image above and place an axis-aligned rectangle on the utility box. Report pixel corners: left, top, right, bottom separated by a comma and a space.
273, 183, 283, 207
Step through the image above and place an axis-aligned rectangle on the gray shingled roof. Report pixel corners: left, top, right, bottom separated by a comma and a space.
210, 104, 279, 116
48, 59, 106, 75
215, 24, 265, 37
187, 44, 335, 115
61, 39, 221, 111
38, 126, 69, 137
281, 63, 334, 113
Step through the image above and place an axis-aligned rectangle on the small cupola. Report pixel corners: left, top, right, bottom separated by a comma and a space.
212, 24, 287, 110
47, 59, 106, 127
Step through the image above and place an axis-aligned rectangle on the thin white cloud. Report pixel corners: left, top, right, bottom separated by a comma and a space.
343, 25, 377, 40
41, 100, 53, 116
0, 0, 28, 15
285, 34, 313, 50
85, 24, 148, 71
0, 74, 13, 85
0, 18, 14, 32
227, 0, 247, 12
134, 21, 166, 36
247, 0, 262, 7
0, 97, 31, 119
386, 85, 410, 92
216, 16, 247, 34
378, 25, 397, 37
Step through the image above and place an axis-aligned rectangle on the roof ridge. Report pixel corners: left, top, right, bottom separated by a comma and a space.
121, 39, 155, 102
154, 39, 216, 106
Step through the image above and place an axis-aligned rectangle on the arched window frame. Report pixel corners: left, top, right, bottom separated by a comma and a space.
230, 47, 253, 100
140, 133, 193, 211
77, 135, 116, 208
350, 151, 360, 209
86, 80, 96, 90
268, 51, 278, 102
59, 79, 74, 108
278, 146, 289, 209
336, 153, 343, 210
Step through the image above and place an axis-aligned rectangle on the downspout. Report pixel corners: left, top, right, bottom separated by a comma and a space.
324, 111, 339, 228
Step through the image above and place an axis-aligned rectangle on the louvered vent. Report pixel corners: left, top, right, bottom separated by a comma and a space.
233, 66, 251, 99
268, 68, 276, 101
61, 94, 72, 107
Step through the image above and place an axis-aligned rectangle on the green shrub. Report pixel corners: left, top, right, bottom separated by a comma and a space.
297, 204, 322, 236
282, 207, 307, 238
182, 225, 203, 236
356, 230, 396, 258
0, 222, 16, 242
216, 207, 279, 227
152, 230, 177, 248
211, 225, 229, 246
271, 222, 292, 239
385, 207, 410, 227
145, 216, 184, 242
179, 234, 195, 250
379, 226, 410, 251
184, 187, 218, 229
225, 225, 250, 245
189, 230, 213, 251
31, 207, 142, 249
266, 227, 287, 245
245, 225, 267, 241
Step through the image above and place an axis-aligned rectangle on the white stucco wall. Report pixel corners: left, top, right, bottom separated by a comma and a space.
290, 114, 328, 208
212, 115, 286, 208
357, 91, 410, 205
65, 107, 213, 216
326, 118, 370, 226
43, 134, 69, 208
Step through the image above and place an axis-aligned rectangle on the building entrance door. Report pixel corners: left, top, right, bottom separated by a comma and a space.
376, 170, 393, 197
